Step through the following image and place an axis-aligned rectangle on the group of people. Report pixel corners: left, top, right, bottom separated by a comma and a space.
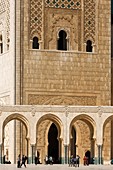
17, 153, 90, 167
69, 155, 80, 167
69, 154, 91, 167
44, 155, 53, 165
17, 154, 27, 168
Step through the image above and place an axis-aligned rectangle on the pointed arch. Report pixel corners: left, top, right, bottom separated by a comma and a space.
86, 40, 93, 52
32, 36, 39, 49
0, 34, 3, 54
57, 30, 67, 51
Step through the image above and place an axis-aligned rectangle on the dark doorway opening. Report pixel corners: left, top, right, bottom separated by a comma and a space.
48, 123, 59, 163
86, 40, 92, 52
58, 30, 67, 51
32, 37, 39, 49
70, 126, 76, 157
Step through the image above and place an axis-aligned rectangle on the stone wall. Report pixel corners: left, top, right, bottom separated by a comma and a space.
18, 0, 111, 106
22, 50, 110, 106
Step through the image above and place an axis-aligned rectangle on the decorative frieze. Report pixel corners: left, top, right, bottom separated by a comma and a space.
45, 0, 81, 9
28, 94, 97, 105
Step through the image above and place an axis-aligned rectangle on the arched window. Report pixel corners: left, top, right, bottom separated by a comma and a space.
0, 35, 3, 54
86, 40, 92, 52
7, 38, 10, 51
58, 30, 67, 51
32, 37, 39, 49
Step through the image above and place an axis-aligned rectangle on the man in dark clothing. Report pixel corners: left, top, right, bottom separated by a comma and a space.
21, 155, 26, 168
35, 156, 38, 165
17, 154, 21, 168
76, 155, 80, 167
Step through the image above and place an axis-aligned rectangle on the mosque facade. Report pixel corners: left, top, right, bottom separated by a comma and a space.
0, 0, 112, 165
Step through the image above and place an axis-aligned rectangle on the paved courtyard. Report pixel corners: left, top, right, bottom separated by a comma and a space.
0, 164, 113, 170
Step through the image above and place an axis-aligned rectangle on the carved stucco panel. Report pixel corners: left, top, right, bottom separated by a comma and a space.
28, 94, 97, 106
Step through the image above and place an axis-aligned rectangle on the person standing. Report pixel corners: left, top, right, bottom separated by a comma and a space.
76, 155, 80, 167
35, 156, 38, 165
21, 155, 26, 168
17, 154, 21, 168
49, 156, 53, 165
45, 155, 48, 164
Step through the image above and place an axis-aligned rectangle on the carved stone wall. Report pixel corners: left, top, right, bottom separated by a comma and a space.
84, 0, 95, 43
6, 0, 10, 43
29, 0, 96, 50
28, 94, 97, 105
45, 0, 81, 9
0, 0, 6, 13
0, 0, 10, 49
30, 0, 43, 40
44, 8, 80, 50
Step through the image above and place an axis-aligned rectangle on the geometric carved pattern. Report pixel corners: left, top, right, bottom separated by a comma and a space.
0, 0, 6, 13
84, 0, 95, 43
0, 0, 10, 43
6, 0, 10, 43
28, 94, 97, 106
37, 120, 51, 145
30, 0, 43, 40
4, 124, 9, 146
76, 120, 91, 149
45, 0, 81, 9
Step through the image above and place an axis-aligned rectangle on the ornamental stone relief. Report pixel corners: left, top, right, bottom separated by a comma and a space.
76, 120, 91, 148
37, 120, 51, 145
30, 0, 43, 40
0, 0, 10, 43
84, 0, 95, 43
30, 0, 96, 48
28, 94, 96, 106
0, 0, 6, 13
6, 0, 10, 43
45, 0, 81, 9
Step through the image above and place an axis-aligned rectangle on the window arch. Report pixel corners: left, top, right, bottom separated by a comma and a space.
58, 30, 67, 51
0, 35, 3, 54
32, 36, 39, 49
7, 38, 10, 51
86, 40, 93, 52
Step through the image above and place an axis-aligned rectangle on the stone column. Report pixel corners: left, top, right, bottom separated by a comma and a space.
64, 144, 69, 164
0, 144, 2, 163
97, 145, 102, 164
31, 144, 35, 164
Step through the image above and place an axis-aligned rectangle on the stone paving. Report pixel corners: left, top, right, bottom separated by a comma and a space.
0, 164, 113, 170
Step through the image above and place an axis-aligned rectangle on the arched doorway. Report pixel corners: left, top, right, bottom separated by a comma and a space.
36, 115, 63, 164
70, 115, 96, 164
2, 114, 29, 164
103, 116, 113, 163
58, 30, 67, 50
48, 123, 59, 163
